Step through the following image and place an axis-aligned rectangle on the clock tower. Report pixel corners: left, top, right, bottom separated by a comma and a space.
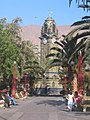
39, 17, 60, 88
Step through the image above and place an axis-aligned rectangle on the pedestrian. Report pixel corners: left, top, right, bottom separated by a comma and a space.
67, 91, 74, 111
2, 94, 10, 108
5, 92, 18, 105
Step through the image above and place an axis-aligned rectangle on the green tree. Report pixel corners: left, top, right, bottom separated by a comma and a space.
46, 17, 90, 89
0, 18, 22, 80
19, 40, 44, 86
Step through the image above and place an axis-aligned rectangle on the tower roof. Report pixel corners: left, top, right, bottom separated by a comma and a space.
41, 17, 58, 36
44, 17, 55, 24
46, 17, 54, 21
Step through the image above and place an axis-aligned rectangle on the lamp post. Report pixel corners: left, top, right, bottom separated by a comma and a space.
11, 61, 17, 98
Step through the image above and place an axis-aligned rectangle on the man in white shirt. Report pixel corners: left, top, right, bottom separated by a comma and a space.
67, 91, 74, 111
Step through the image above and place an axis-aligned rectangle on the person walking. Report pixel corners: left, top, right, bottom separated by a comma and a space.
67, 91, 74, 111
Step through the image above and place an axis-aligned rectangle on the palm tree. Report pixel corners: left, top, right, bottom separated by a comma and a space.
47, 36, 85, 84
47, 23, 88, 67
18, 40, 44, 87
46, 17, 90, 89
19, 40, 39, 69
69, 0, 90, 11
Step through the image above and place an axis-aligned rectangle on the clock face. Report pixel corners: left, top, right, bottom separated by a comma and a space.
52, 38, 56, 44
43, 38, 47, 44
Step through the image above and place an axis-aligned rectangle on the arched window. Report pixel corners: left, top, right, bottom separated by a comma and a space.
44, 24, 47, 33
53, 24, 55, 33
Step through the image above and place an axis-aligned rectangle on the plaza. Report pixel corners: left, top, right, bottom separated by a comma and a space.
0, 1, 90, 119
0, 96, 90, 120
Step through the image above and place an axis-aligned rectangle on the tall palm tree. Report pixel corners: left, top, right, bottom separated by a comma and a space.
46, 36, 86, 82
46, 22, 88, 69
46, 17, 90, 89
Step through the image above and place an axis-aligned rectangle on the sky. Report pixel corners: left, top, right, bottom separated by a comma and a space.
0, 0, 90, 26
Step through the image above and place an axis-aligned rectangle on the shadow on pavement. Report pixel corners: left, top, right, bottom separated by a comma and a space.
74, 110, 90, 116
35, 99, 65, 106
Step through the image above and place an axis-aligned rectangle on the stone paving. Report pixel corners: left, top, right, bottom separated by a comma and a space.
0, 96, 90, 120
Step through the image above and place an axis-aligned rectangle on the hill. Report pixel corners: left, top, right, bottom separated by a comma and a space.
20, 25, 71, 46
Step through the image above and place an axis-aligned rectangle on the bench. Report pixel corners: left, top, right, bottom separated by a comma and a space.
80, 96, 90, 112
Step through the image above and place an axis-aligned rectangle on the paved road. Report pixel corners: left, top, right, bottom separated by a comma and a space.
0, 96, 90, 120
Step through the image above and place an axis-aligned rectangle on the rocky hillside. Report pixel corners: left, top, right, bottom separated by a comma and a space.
20, 25, 71, 47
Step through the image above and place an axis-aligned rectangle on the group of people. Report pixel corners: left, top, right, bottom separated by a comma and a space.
67, 91, 82, 111
0, 92, 17, 108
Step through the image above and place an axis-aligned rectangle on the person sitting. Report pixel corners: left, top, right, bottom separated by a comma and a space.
73, 91, 78, 107
5, 92, 18, 105
73, 91, 81, 108
2, 94, 10, 108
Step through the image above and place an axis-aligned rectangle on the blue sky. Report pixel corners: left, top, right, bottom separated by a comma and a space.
0, 0, 89, 26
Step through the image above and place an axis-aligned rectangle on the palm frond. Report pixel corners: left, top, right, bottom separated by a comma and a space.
54, 41, 64, 47
64, 26, 83, 41
69, 0, 72, 7
45, 58, 62, 69
71, 20, 90, 26
49, 58, 62, 64
82, 16, 90, 19
79, 4, 90, 8
83, 49, 90, 61
68, 38, 86, 63
46, 53, 57, 58
50, 47, 62, 53
80, 25, 90, 30
60, 40, 67, 46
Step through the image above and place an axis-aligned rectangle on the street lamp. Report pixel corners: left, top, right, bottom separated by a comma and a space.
11, 61, 17, 98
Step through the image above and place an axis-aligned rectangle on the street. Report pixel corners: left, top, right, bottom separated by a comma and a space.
0, 96, 90, 120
